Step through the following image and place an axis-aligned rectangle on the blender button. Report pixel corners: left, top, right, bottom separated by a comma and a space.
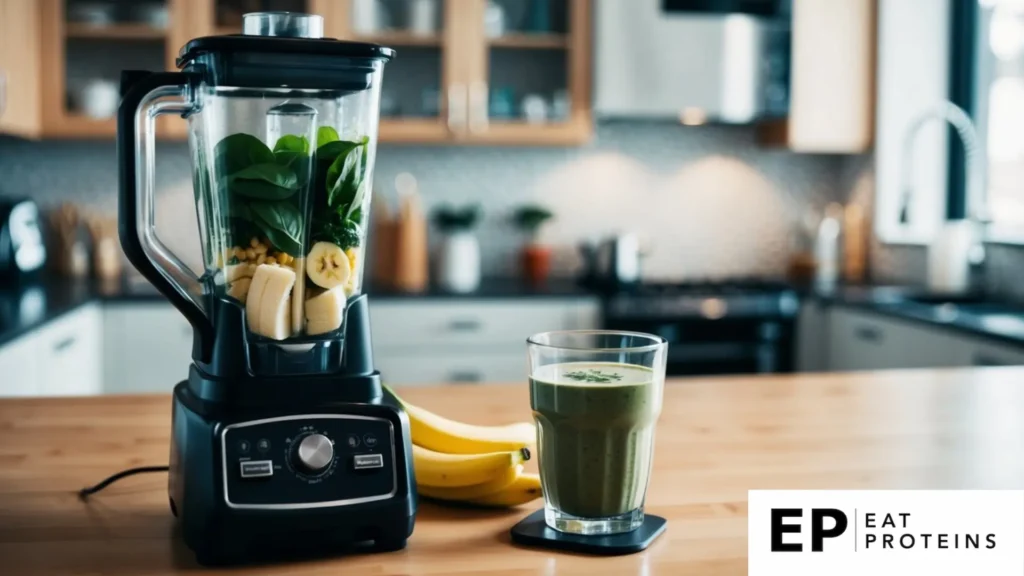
240, 460, 274, 478
346, 434, 360, 449
238, 440, 251, 454
353, 454, 384, 470
256, 439, 271, 453
363, 434, 378, 448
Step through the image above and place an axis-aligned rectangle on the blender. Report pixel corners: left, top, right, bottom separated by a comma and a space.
117, 13, 415, 565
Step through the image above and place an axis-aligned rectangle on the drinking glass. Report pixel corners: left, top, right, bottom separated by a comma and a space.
527, 330, 667, 535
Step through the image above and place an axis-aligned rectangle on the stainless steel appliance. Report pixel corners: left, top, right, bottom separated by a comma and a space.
116, 13, 414, 565
0, 198, 46, 280
594, 0, 791, 122
602, 281, 799, 375
579, 234, 642, 288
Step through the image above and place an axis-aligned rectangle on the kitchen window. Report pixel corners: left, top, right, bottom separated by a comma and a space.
968, 0, 1024, 242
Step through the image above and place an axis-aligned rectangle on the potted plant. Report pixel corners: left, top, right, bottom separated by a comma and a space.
432, 204, 482, 293
512, 204, 554, 285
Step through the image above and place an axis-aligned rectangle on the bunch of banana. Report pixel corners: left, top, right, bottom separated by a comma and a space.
389, 389, 543, 508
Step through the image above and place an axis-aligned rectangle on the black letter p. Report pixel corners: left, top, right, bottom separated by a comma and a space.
811, 509, 848, 552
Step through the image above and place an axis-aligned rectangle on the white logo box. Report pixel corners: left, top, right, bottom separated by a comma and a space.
748, 490, 1024, 576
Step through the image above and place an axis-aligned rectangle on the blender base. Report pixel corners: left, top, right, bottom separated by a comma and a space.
168, 380, 417, 566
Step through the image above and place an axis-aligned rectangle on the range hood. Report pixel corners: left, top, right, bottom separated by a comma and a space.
594, 0, 791, 124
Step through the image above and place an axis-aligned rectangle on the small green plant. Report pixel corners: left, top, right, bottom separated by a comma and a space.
432, 204, 482, 233
511, 204, 554, 238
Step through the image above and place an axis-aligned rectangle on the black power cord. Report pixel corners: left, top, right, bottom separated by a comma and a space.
78, 466, 169, 500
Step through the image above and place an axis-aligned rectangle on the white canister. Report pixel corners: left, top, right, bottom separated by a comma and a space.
437, 232, 481, 293
928, 220, 974, 294
409, 0, 438, 36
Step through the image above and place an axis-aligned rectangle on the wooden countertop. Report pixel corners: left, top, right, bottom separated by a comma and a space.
3, 368, 1024, 575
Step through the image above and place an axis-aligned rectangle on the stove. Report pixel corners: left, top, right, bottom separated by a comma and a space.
600, 280, 800, 376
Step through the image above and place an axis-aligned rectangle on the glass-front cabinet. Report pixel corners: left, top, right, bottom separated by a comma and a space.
0, 0, 593, 144
333, 0, 591, 145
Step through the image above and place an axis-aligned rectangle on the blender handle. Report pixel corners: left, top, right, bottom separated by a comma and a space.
118, 71, 214, 362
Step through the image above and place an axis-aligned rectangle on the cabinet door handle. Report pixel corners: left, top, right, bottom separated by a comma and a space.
468, 81, 489, 134
53, 336, 77, 353
854, 326, 882, 343
447, 83, 467, 133
448, 318, 482, 332
449, 370, 482, 383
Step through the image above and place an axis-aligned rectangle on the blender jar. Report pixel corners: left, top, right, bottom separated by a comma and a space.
118, 13, 393, 377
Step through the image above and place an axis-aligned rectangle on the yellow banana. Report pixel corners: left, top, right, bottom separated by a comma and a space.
413, 444, 531, 488
465, 472, 543, 508
400, 400, 536, 455
418, 465, 524, 501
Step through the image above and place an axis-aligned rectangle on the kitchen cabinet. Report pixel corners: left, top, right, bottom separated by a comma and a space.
0, 304, 102, 397
827, 307, 970, 371
0, 0, 44, 138
102, 302, 194, 393
333, 0, 592, 145
758, 0, 875, 153
0, 332, 40, 397
1, 0, 593, 144
374, 299, 600, 386
796, 300, 829, 372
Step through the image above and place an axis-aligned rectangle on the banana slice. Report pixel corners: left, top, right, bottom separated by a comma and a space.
224, 263, 254, 283
245, 264, 296, 340
305, 286, 346, 335
344, 248, 359, 295
306, 242, 351, 290
227, 277, 252, 303
291, 257, 306, 336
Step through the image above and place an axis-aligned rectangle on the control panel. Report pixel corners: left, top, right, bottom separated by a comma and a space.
221, 414, 396, 508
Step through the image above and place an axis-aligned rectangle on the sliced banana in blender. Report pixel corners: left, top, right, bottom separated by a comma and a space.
245, 264, 297, 340
306, 241, 351, 289
305, 287, 347, 336
291, 257, 306, 336
227, 277, 252, 303
224, 263, 255, 283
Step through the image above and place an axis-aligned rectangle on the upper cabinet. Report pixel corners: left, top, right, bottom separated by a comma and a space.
759, 0, 876, 153
333, 0, 592, 145
0, 0, 593, 145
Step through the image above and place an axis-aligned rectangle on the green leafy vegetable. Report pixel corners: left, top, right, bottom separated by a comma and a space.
227, 178, 299, 201
215, 133, 275, 174
273, 134, 310, 154
231, 163, 299, 190
250, 201, 304, 256
317, 126, 340, 148
326, 145, 364, 208
563, 369, 623, 383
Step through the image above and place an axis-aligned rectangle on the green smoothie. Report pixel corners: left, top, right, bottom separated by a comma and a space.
529, 362, 662, 518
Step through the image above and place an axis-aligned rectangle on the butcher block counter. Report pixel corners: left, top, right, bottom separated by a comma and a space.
3, 368, 1024, 575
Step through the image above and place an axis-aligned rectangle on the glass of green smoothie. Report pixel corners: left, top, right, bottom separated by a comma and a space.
527, 330, 667, 535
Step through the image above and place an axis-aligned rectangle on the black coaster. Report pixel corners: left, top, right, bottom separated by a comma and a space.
510, 509, 667, 555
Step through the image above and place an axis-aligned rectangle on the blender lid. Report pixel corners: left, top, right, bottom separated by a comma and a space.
177, 12, 395, 69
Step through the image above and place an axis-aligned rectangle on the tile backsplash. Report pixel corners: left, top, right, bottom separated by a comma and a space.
0, 122, 845, 280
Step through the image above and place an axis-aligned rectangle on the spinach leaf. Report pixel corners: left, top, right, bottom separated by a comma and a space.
232, 202, 253, 221
215, 133, 274, 174
227, 178, 298, 200
231, 163, 299, 190
317, 126, 340, 148
313, 217, 362, 251
273, 134, 310, 154
273, 150, 312, 186
250, 201, 304, 256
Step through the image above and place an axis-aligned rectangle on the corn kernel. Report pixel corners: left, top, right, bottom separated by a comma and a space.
250, 237, 260, 248
254, 243, 268, 255
233, 247, 246, 260
266, 257, 277, 265
246, 248, 256, 260
256, 253, 266, 265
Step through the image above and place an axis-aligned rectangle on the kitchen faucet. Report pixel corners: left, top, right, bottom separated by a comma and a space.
899, 100, 989, 267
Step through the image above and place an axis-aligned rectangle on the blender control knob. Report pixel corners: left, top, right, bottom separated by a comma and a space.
296, 434, 334, 472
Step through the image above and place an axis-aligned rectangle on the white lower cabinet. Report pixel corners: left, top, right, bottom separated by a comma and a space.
0, 304, 102, 397
827, 308, 971, 371
0, 331, 41, 396
102, 303, 194, 394
375, 298, 600, 386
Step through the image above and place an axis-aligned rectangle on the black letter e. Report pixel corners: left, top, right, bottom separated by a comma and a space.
771, 509, 803, 552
